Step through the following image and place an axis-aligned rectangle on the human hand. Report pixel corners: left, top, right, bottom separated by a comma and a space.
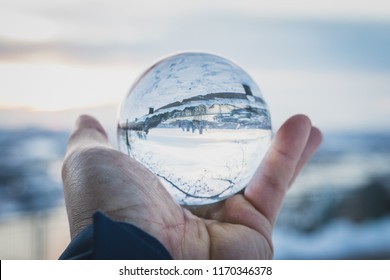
62, 114, 322, 259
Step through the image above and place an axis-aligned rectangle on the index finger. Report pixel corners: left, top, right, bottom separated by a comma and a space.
244, 114, 315, 225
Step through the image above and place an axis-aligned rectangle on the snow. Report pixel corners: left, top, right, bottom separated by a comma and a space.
274, 216, 390, 259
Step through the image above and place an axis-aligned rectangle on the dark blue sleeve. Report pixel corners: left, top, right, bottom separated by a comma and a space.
59, 211, 173, 260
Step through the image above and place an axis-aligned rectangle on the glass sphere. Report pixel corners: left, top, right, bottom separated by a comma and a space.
118, 52, 271, 205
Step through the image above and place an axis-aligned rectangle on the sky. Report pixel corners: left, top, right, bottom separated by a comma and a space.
0, 0, 389, 133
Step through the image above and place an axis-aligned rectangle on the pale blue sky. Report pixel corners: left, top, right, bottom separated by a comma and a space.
0, 0, 389, 131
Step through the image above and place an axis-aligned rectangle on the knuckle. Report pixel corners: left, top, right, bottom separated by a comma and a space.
62, 146, 113, 182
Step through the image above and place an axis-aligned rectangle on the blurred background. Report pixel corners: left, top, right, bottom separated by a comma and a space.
0, 0, 389, 259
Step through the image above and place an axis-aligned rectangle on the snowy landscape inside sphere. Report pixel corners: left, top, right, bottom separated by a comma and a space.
118, 52, 272, 205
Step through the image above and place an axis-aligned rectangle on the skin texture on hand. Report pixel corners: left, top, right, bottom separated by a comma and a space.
62, 114, 322, 259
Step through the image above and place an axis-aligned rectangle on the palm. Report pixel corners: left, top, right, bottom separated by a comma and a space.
182, 196, 275, 259
62, 115, 321, 259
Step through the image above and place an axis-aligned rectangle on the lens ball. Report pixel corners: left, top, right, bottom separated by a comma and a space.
118, 52, 271, 205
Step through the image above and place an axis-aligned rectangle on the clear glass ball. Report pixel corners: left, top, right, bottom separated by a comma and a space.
118, 52, 272, 205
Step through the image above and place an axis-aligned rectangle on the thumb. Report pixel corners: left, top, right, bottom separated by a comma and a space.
66, 115, 110, 156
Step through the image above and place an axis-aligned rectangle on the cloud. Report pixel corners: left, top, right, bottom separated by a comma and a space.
252, 69, 390, 131
1, 10, 389, 72
1, 0, 389, 131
